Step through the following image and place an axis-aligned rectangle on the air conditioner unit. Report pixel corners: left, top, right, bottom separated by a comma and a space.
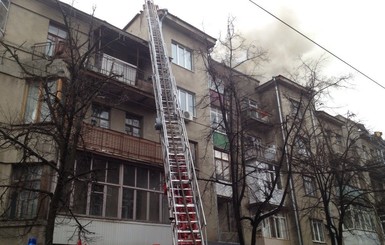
183, 110, 193, 122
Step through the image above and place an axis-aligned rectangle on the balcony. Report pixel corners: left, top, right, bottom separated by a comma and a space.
245, 144, 277, 162
93, 53, 137, 86
242, 107, 271, 124
241, 99, 272, 130
81, 124, 163, 165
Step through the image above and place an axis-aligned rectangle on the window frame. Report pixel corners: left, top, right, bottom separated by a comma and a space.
303, 175, 316, 197
0, 0, 10, 36
211, 107, 225, 133
91, 104, 110, 129
311, 219, 325, 243
8, 165, 42, 220
72, 156, 167, 223
46, 22, 68, 57
125, 113, 142, 137
214, 149, 230, 181
263, 214, 289, 239
290, 99, 303, 119
217, 197, 236, 232
177, 88, 196, 116
171, 42, 192, 70
24, 79, 60, 123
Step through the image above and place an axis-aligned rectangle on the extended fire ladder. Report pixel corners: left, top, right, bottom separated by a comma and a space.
144, 1, 206, 245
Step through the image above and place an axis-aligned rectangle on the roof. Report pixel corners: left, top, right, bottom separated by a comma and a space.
256, 75, 311, 95
40, 0, 148, 47
124, 9, 217, 49
315, 111, 345, 126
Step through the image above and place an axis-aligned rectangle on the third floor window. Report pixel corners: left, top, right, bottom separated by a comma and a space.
171, 42, 192, 70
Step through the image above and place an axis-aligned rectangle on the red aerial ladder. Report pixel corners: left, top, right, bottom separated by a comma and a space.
144, 1, 207, 245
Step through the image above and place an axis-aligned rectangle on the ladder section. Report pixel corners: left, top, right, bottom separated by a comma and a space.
144, 1, 206, 245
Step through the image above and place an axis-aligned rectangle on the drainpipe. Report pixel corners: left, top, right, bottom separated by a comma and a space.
274, 77, 304, 245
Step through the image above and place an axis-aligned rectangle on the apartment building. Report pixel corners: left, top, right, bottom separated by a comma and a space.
0, 1, 384, 245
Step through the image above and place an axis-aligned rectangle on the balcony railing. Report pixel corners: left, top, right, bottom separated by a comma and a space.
245, 144, 277, 162
81, 124, 163, 164
95, 53, 137, 86
243, 107, 270, 123
31, 41, 68, 60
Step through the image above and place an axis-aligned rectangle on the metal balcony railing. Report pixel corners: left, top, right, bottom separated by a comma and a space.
244, 107, 270, 123
81, 124, 162, 164
96, 53, 137, 86
245, 144, 277, 162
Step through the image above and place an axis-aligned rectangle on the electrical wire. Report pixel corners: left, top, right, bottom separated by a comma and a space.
249, 0, 385, 90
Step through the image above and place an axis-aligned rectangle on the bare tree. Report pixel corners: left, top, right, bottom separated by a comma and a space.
292, 110, 385, 245
200, 17, 307, 245
0, 1, 133, 244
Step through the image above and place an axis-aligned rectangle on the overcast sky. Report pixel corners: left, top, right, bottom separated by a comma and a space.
65, 0, 385, 134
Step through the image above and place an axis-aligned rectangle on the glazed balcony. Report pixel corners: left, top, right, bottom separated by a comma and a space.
245, 144, 277, 163
81, 124, 163, 165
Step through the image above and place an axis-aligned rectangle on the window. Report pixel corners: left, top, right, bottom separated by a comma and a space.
8, 165, 42, 219
263, 214, 288, 239
178, 88, 195, 116
91, 104, 110, 129
296, 137, 309, 156
217, 197, 236, 232
73, 155, 167, 223
46, 23, 68, 56
344, 206, 375, 231
189, 141, 198, 167
311, 219, 325, 242
265, 164, 282, 190
0, 0, 10, 36
24, 80, 59, 123
125, 113, 141, 137
211, 108, 225, 132
303, 176, 316, 196
214, 150, 230, 181
171, 42, 192, 70
290, 99, 303, 119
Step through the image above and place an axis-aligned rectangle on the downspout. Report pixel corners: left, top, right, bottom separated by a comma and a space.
274, 77, 304, 245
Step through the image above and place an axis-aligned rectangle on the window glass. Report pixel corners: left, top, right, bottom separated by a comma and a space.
214, 150, 230, 181
149, 170, 160, 190
73, 155, 166, 223
178, 88, 195, 116
90, 184, 104, 216
107, 161, 120, 184
93, 158, 106, 182
136, 167, 148, 188
311, 219, 325, 242
125, 113, 142, 137
24, 80, 58, 123
8, 165, 42, 219
105, 186, 119, 217
122, 188, 134, 219
92, 105, 110, 129
0, 0, 10, 35
123, 165, 135, 186
149, 192, 160, 222
136, 190, 147, 220
171, 42, 192, 70
73, 181, 88, 214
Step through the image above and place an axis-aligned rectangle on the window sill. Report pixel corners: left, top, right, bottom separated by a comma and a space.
172, 63, 193, 73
